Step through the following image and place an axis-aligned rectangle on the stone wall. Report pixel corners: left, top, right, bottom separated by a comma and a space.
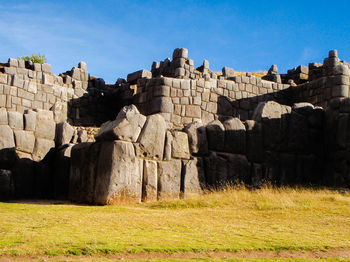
289, 51, 350, 108
1, 47, 350, 203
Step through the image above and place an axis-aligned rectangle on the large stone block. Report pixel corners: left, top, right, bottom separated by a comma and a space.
53, 145, 73, 199
24, 110, 36, 131
69, 142, 95, 203
127, 70, 152, 83
12, 158, 35, 198
206, 120, 225, 152
95, 105, 146, 142
171, 131, 190, 159
204, 151, 227, 187
172, 48, 188, 59
32, 138, 55, 161
223, 117, 246, 154
0, 108, 8, 125
56, 122, 75, 146
0, 125, 15, 150
150, 97, 174, 114
245, 120, 263, 163
94, 141, 143, 204
222, 67, 235, 78
137, 114, 167, 159
0, 169, 14, 200
7, 111, 23, 130
219, 153, 250, 184
182, 158, 206, 198
157, 160, 182, 200
184, 120, 208, 155
34, 109, 55, 140
142, 160, 157, 202
14, 130, 35, 153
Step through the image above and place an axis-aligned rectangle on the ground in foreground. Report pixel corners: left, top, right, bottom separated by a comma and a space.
0, 187, 350, 261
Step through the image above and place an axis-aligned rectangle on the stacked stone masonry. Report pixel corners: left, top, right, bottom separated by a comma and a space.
1, 48, 350, 203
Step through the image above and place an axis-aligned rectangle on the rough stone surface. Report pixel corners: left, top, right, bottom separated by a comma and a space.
56, 122, 74, 146
35, 109, 55, 140
7, 111, 23, 130
206, 120, 225, 152
184, 120, 208, 155
0, 108, 8, 125
24, 111, 36, 131
0, 125, 15, 150
182, 158, 206, 198
223, 117, 246, 154
142, 160, 157, 202
157, 160, 182, 200
137, 114, 167, 159
14, 130, 35, 153
95, 105, 146, 142
171, 131, 190, 159
32, 138, 55, 161
94, 141, 143, 204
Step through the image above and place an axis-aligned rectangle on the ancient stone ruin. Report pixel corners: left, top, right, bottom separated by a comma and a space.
0, 48, 350, 204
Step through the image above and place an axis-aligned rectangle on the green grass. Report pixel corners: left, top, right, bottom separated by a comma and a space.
0, 187, 350, 260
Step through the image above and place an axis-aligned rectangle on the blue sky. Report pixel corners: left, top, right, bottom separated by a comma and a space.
1, 0, 349, 83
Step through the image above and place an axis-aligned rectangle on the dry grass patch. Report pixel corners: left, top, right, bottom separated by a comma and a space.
0, 186, 349, 258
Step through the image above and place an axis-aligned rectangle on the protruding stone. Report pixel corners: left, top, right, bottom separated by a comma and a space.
172, 48, 188, 59
127, 70, 152, 83
223, 117, 246, 154
78, 61, 87, 71
222, 67, 235, 78
329, 49, 338, 58
206, 120, 225, 152
95, 105, 146, 142
56, 122, 75, 146
137, 114, 167, 159
268, 65, 278, 74
184, 120, 208, 155
171, 131, 190, 159
8, 58, 18, 67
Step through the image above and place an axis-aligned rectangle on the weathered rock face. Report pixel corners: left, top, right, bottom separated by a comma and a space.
56, 122, 75, 146
137, 114, 167, 159
0, 125, 15, 150
171, 131, 190, 159
157, 160, 182, 200
206, 120, 225, 152
142, 160, 158, 202
95, 140, 143, 204
182, 158, 206, 198
184, 121, 208, 155
223, 117, 246, 154
95, 105, 146, 142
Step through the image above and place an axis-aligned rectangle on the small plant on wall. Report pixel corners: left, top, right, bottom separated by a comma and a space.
19, 54, 47, 64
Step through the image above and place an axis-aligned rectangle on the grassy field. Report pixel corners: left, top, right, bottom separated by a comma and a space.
0, 186, 350, 261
